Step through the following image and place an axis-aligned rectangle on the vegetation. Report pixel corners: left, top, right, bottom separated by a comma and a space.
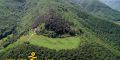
69, 0, 120, 20
45, 17, 70, 35
1, 40, 120, 60
0, 0, 120, 60
67, 2, 120, 50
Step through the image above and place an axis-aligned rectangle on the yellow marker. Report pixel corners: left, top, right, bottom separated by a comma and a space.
28, 52, 37, 60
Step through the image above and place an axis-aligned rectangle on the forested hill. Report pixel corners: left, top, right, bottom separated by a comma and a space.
69, 0, 120, 21
0, 0, 120, 60
100, 0, 120, 11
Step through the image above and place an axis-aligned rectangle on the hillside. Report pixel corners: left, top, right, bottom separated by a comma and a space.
0, 0, 120, 60
100, 0, 120, 11
69, 0, 120, 21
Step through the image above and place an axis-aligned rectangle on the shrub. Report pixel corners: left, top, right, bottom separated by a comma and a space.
45, 19, 70, 35
2, 42, 10, 48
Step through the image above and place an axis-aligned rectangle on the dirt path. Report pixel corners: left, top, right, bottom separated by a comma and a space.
27, 29, 36, 41
27, 33, 34, 40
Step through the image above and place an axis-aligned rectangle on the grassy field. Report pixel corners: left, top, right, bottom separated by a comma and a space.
0, 31, 81, 55
20, 31, 81, 50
